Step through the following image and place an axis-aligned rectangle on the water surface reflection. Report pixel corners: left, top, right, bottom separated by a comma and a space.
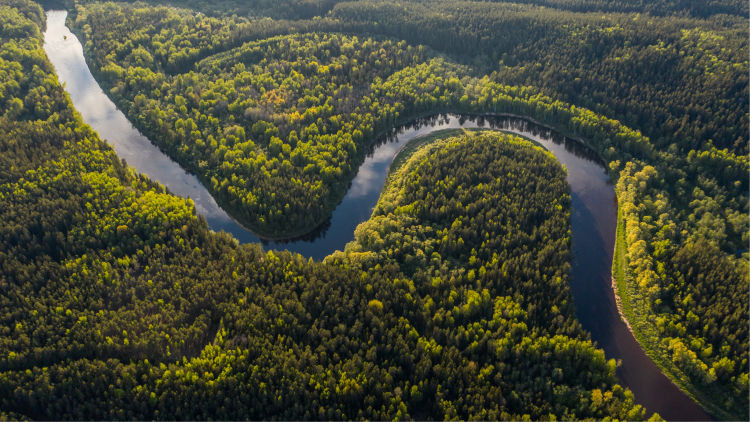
43, 10, 712, 420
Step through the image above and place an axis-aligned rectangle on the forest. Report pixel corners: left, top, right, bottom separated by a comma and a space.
0, 0, 747, 419
0, 1, 654, 419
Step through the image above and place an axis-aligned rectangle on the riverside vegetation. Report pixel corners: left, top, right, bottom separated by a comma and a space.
1, 2, 647, 419
70, 2, 748, 417
0, 0, 747, 419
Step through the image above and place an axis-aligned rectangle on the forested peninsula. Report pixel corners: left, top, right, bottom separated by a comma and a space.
0, 0, 747, 419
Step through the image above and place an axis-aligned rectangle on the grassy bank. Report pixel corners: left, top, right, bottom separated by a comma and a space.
387, 128, 465, 182
612, 206, 735, 420
388, 127, 547, 184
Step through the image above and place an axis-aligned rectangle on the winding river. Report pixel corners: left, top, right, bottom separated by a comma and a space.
43, 10, 712, 420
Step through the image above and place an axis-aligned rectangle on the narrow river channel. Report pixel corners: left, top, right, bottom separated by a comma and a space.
42, 9, 712, 420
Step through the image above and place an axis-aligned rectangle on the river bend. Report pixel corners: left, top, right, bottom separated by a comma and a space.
42, 10, 711, 420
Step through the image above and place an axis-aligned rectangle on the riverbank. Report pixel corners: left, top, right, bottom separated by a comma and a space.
67, 7, 612, 241
47, 9, 718, 418
387, 127, 548, 182
612, 205, 733, 420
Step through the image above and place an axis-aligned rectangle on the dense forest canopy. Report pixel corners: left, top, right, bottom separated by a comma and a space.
0, 5, 651, 417
69, 0, 750, 19
68, 0, 750, 418
0, 0, 747, 419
